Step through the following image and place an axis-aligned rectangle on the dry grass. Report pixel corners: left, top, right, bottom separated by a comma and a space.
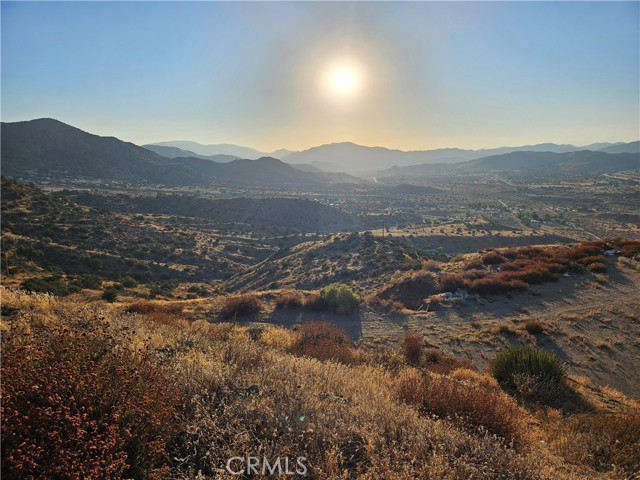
1, 287, 635, 479
394, 368, 530, 449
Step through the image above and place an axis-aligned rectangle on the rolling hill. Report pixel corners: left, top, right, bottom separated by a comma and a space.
380, 150, 640, 177
66, 191, 362, 234
597, 141, 640, 154
225, 232, 426, 292
0, 118, 208, 185
280, 141, 634, 174
0, 119, 359, 187
168, 156, 363, 185
142, 144, 239, 163
148, 140, 293, 159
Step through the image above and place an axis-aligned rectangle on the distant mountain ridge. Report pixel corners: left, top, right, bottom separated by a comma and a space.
0, 119, 359, 186
2, 118, 637, 182
142, 144, 239, 163
168, 156, 363, 185
148, 140, 293, 160
381, 150, 640, 177
280, 141, 639, 174
0, 118, 209, 186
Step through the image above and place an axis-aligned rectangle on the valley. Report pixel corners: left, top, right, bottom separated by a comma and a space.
2, 119, 639, 479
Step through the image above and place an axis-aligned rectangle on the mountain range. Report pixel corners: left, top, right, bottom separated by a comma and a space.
146, 140, 293, 160
279, 141, 639, 175
146, 139, 639, 175
380, 150, 640, 177
1, 118, 638, 185
0, 119, 359, 186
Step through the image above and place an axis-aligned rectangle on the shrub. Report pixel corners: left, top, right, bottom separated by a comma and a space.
319, 282, 360, 315
121, 276, 138, 288
290, 321, 355, 364
489, 346, 565, 389
126, 301, 182, 315
260, 326, 299, 351
587, 262, 607, 273
422, 348, 474, 374
550, 412, 640, 475
72, 273, 103, 290
20, 275, 78, 297
220, 294, 262, 318
524, 320, 544, 335
401, 333, 422, 365
274, 292, 304, 310
482, 252, 507, 265
1, 324, 177, 479
102, 288, 118, 303
302, 293, 328, 311
395, 369, 527, 449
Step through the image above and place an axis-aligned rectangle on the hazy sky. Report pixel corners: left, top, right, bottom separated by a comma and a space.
2, 1, 639, 151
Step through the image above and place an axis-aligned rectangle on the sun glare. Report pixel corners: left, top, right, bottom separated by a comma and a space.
321, 61, 364, 103
333, 69, 354, 91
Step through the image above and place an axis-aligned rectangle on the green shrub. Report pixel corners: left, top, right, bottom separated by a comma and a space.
319, 282, 360, 315
72, 273, 102, 290
489, 346, 565, 389
102, 288, 118, 303
121, 276, 138, 288
20, 275, 79, 297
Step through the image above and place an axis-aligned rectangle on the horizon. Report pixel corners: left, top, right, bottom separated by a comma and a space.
3, 116, 637, 155
2, 2, 638, 152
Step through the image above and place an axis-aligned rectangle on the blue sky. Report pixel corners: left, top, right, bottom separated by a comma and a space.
2, 1, 638, 151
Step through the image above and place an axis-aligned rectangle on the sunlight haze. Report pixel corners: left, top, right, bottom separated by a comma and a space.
1, 1, 638, 151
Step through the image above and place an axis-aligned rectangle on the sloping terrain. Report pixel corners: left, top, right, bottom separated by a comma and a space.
143, 144, 239, 162
380, 150, 640, 177
0, 119, 206, 185
66, 190, 363, 234
169, 156, 363, 185
226, 232, 426, 292
1, 178, 275, 283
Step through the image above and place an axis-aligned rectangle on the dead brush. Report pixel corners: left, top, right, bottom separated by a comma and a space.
401, 332, 423, 365
220, 294, 262, 318
289, 321, 356, 364
1, 320, 178, 480
274, 292, 305, 310
394, 368, 528, 449
545, 411, 640, 475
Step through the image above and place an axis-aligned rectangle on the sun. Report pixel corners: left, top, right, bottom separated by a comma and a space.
333, 69, 354, 91
319, 60, 365, 104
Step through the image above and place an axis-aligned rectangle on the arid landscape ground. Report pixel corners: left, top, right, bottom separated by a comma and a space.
2, 2, 639, 478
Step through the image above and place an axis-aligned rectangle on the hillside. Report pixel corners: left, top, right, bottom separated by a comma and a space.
281, 141, 630, 175
148, 140, 293, 159
0, 178, 275, 283
0, 119, 208, 186
66, 190, 363, 234
2, 284, 639, 479
143, 144, 239, 162
380, 150, 640, 177
226, 232, 426, 292
598, 141, 640, 154
169, 156, 363, 185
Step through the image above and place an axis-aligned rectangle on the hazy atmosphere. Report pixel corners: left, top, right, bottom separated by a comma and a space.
2, 2, 640, 479
2, 1, 638, 150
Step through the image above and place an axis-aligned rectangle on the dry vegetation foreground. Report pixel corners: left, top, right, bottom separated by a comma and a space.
2, 288, 639, 479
